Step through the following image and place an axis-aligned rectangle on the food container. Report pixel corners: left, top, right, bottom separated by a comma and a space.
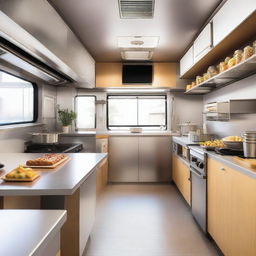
30, 133, 59, 144
242, 45, 254, 61
253, 40, 256, 54
191, 81, 196, 87
196, 76, 203, 85
227, 57, 236, 68
207, 66, 218, 77
186, 84, 192, 91
223, 141, 243, 150
178, 122, 197, 136
190, 134, 215, 142
219, 62, 228, 73
233, 50, 243, 65
242, 131, 256, 158
203, 72, 210, 81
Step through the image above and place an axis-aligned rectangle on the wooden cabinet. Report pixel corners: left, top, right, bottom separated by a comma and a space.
96, 158, 108, 198
193, 23, 212, 63
172, 154, 191, 205
96, 62, 177, 87
212, 0, 256, 46
208, 157, 256, 256
179, 46, 194, 76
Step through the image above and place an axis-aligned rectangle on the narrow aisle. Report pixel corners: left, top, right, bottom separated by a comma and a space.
85, 184, 218, 256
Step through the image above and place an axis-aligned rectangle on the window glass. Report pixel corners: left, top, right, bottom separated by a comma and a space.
107, 95, 167, 130
75, 96, 96, 129
0, 71, 36, 125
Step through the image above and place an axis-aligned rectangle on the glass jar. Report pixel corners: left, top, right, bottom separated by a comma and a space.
233, 50, 243, 65
207, 66, 218, 77
243, 45, 254, 61
203, 72, 210, 81
253, 40, 256, 54
196, 76, 203, 85
227, 57, 236, 68
186, 84, 191, 91
219, 62, 228, 72
191, 81, 196, 87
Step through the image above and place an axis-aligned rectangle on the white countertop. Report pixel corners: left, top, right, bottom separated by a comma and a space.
0, 153, 107, 196
0, 210, 66, 256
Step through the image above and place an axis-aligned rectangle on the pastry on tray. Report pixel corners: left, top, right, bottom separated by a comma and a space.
26, 153, 67, 166
5, 165, 38, 180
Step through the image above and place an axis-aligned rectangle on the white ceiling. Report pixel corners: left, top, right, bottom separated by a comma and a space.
49, 0, 223, 62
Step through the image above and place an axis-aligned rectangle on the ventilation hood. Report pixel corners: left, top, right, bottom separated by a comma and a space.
0, 11, 78, 85
118, 0, 155, 19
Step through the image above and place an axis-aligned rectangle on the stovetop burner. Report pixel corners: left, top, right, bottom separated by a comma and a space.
215, 148, 244, 157
25, 143, 83, 153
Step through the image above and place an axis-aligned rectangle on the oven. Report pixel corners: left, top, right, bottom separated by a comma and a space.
190, 148, 207, 233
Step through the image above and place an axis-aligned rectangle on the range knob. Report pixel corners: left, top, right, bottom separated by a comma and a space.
198, 162, 204, 169
192, 157, 197, 162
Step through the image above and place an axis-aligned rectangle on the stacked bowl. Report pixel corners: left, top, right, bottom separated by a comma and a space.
243, 131, 256, 158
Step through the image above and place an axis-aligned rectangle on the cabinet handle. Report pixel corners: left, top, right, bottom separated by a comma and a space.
220, 167, 225, 171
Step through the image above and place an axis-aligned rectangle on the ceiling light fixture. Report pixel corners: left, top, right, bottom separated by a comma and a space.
106, 88, 167, 93
121, 50, 153, 60
117, 36, 159, 48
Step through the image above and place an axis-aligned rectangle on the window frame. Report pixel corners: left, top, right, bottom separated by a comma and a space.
0, 69, 38, 126
74, 95, 97, 130
106, 94, 167, 130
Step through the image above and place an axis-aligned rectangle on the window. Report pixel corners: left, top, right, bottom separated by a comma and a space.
75, 96, 96, 129
107, 95, 167, 130
0, 70, 38, 126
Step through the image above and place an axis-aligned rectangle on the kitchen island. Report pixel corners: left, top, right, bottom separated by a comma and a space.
0, 210, 66, 256
0, 153, 107, 256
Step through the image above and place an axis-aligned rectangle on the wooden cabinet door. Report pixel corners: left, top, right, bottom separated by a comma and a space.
207, 158, 232, 255
228, 167, 256, 256
208, 157, 256, 255
172, 155, 191, 205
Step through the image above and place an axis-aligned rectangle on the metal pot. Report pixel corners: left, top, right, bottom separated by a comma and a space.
243, 141, 256, 158
178, 122, 197, 136
30, 133, 59, 144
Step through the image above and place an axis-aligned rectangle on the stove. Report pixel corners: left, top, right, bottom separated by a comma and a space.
215, 148, 244, 156
25, 143, 83, 153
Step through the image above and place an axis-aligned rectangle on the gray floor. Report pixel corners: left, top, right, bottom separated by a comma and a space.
85, 184, 219, 256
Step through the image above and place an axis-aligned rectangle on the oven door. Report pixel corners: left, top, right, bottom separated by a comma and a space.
190, 166, 207, 233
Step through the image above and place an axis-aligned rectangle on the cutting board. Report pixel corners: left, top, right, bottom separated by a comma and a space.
233, 156, 256, 170
24, 156, 70, 169
2, 173, 40, 182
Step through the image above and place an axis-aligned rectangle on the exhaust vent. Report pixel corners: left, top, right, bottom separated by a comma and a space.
119, 0, 155, 19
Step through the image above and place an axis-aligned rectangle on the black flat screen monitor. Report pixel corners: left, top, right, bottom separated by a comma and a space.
122, 64, 152, 84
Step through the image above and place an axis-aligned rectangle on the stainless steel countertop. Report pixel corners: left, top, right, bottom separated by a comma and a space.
0, 210, 66, 256
172, 136, 200, 147
0, 153, 107, 196
188, 145, 256, 179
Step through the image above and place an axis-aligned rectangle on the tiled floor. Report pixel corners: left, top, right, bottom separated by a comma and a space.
85, 184, 219, 256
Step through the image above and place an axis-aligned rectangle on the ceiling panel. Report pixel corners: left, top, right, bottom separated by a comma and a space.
49, 0, 223, 62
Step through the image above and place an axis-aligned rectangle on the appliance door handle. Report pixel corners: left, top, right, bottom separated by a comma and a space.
190, 167, 206, 179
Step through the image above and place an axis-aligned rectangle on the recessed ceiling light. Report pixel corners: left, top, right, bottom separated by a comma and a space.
121, 50, 153, 60
118, 36, 159, 49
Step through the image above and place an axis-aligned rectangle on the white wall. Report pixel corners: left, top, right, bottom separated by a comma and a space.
204, 74, 256, 137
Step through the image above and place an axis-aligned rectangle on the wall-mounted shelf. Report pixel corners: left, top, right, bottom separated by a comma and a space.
181, 12, 256, 79
185, 54, 256, 95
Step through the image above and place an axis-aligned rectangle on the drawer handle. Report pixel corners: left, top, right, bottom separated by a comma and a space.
220, 167, 226, 171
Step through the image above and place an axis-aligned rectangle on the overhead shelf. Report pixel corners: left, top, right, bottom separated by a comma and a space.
185, 54, 256, 95
181, 12, 256, 79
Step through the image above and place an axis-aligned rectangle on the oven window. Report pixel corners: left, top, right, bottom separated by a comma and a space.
75, 96, 96, 129
0, 70, 38, 126
107, 95, 167, 130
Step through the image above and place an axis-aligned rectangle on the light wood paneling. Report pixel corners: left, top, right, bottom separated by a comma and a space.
153, 63, 176, 87
96, 63, 122, 87
96, 62, 177, 87
96, 159, 108, 199
172, 154, 191, 205
208, 157, 256, 256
